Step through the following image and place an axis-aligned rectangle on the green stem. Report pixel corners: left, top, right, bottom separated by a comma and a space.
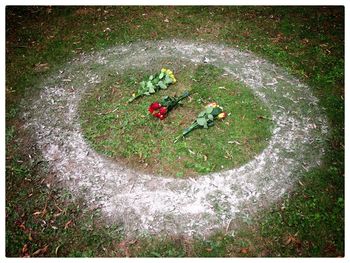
128, 94, 142, 103
174, 121, 199, 143
175, 90, 190, 103
168, 91, 190, 111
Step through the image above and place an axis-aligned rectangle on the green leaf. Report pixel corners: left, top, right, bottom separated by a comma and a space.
147, 81, 154, 89
159, 72, 164, 79
164, 75, 173, 84
206, 107, 213, 114
208, 114, 214, 121
149, 75, 154, 80
149, 86, 155, 93
157, 81, 167, 89
140, 81, 146, 88
212, 107, 222, 116
198, 111, 206, 117
160, 96, 170, 105
153, 77, 160, 83
196, 117, 207, 127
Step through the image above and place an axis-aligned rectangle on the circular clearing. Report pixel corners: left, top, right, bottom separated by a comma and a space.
23, 40, 328, 238
79, 62, 273, 178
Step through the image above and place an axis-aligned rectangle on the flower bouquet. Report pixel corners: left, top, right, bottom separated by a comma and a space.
174, 102, 227, 142
148, 91, 190, 120
128, 68, 176, 103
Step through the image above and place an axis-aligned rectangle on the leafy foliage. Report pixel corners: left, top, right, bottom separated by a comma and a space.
128, 68, 176, 102
175, 102, 227, 142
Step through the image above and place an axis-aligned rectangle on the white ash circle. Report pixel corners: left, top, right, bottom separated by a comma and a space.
22, 40, 328, 238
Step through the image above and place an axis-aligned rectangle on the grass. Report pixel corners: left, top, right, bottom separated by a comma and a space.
79, 63, 272, 177
6, 6, 344, 257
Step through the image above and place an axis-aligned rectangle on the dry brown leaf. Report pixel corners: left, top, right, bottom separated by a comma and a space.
117, 240, 130, 257
34, 63, 49, 72
22, 244, 28, 254
33, 211, 42, 216
18, 222, 26, 231
32, 245, 48, 256
64, 220, 73, 229
240, 247, 249, 254
284, 236, 293, 245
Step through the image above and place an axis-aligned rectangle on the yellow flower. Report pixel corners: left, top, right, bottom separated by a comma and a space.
218, 112, 227, 120
166, 69, 172, 75
161, 68, 166, 73
132, 93, 136, 97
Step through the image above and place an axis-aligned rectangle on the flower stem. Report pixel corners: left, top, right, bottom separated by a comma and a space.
175, 90, 190, 103
128, 94, 142, 103
174, 121, 199, 143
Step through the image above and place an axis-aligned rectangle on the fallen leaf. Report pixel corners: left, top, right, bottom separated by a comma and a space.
284, 234, 302, 249
33, 211, 42, 216
284, 236, 293, 245
300, 38, 310, 45
117, 240, 130, 257
55, 245, 61, 256
32, 245, 48, 256
240, 247, 249, 254
34, 63, 49, 72
21, 244, 28, 254
64, 220, 73, 229
18, 222, 26, 231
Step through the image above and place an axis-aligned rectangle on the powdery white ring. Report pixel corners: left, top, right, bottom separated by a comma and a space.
23, 40, 328, 237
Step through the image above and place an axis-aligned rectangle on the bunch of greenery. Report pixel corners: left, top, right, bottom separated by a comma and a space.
174, 102, 227, 143
128, 68, 176, 103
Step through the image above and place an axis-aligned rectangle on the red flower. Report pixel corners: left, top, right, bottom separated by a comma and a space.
153, 112, 161, 118
159, 106, 167, 115
149, 102, 168, 120
148, 102, 161, 113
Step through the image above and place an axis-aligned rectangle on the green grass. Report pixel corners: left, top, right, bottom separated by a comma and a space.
79, 63, 272, 177
6, 6, 344, 257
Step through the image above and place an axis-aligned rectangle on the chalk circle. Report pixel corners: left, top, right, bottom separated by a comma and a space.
23, 40, 328, 238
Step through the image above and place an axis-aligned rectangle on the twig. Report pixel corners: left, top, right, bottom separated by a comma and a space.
225, 219, 233, 233
129, 182, 135, 193
95, 107, 119, 116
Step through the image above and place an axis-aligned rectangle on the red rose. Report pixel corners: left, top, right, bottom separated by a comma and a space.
159, 115, 165, 120
159, 106, 168, 115
153, 112, 161, 118
151, 102, 161, 110
148, 106, 154, 113
149, 102, 161, 113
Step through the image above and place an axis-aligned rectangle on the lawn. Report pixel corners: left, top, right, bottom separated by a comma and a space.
79, 63, 272, 177
6, 6, 344, 257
